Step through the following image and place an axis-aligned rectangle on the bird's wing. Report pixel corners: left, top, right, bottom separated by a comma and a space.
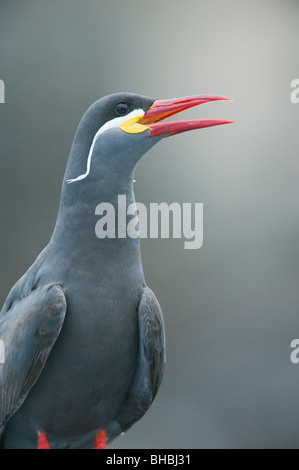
0, 285, 67, 426
107, 286, 166, 441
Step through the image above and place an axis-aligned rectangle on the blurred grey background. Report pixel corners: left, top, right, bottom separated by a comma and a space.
0, 0, 298, 449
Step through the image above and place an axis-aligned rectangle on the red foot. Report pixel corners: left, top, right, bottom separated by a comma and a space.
93, 429, 106, 449
37, 431, 51, 449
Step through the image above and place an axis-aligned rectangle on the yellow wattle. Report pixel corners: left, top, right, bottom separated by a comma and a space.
119, 116, 149, 134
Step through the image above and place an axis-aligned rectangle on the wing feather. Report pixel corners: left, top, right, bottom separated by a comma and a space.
0, 285, 67, 425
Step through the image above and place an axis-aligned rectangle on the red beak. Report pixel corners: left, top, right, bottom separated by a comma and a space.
140, 94, 233, 137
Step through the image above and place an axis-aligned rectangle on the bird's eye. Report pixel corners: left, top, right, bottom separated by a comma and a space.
115, 102, 130, 116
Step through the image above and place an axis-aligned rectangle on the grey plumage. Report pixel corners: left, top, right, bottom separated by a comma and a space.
0, 93, 165, 448
0, 91, 231, 448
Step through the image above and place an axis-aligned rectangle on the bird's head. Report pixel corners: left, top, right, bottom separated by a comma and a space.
66, 92, 233, 185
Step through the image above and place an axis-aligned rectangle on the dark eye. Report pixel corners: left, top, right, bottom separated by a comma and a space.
115, 102, 129, 116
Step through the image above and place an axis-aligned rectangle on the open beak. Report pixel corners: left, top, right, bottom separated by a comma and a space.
140, 94, 234, 137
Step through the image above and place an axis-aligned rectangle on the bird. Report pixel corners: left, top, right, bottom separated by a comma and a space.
0, 92, 232, 449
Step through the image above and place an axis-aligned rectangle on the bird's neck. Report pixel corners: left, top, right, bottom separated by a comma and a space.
50, 169, 142, 265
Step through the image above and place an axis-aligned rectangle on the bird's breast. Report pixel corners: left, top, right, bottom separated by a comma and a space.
22, 260, 144, 436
